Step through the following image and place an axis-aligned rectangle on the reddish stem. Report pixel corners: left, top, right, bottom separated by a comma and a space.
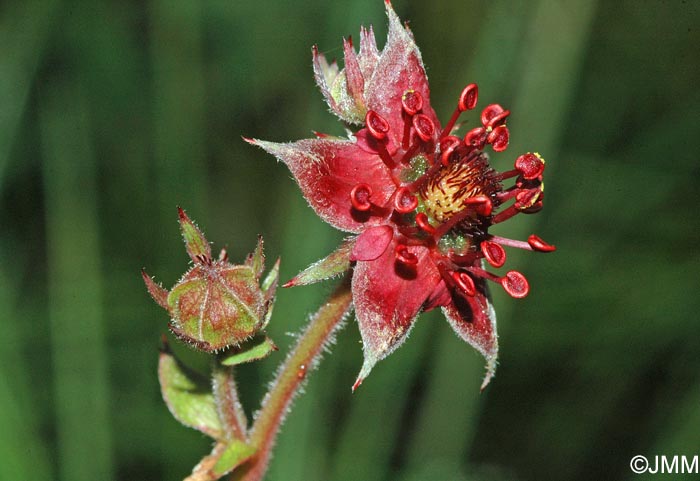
231, 276, 353, 481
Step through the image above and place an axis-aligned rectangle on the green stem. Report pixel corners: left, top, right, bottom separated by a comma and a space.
232, 276, 353, 481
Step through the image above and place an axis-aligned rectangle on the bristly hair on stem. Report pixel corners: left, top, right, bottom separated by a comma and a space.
231, 276, 353, 481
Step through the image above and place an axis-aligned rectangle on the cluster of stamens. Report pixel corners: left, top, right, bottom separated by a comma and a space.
349, 83, 555, 300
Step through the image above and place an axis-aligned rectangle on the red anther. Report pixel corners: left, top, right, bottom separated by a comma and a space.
393, 187, 418, 214
415, 212, 436, 234
412, 114, 435, 142
515, 188, 542, 211
500, 270, 529, 298
487, 109, 510, 128
439, 135, 461, 151
522, 199, 544, 214
515, 153, 545, 180
402, 90, 423, 116
350, 183, 373, 211
480, 104, 505, 127
451, 271, 476, 296
487, 125, 510, 152
365, 110, 389, 140
439, 136, 461, 166
480, 240, 507, 268
395, 244, 418, 265
464, 126, 487, 149
527, 234, 556, 252
458, 83, 478, 111
465, 195, 493, 216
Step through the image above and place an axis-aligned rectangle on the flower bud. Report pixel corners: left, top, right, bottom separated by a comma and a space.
143, 208, 279, 352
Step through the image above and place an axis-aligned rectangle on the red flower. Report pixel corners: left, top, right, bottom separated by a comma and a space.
248, 1, 554, 390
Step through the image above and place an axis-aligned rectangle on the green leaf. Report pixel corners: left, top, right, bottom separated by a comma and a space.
178, 207, 212, 262
220, 336, 278, 366
284, 238, 354, 287
158, 343, 223, 439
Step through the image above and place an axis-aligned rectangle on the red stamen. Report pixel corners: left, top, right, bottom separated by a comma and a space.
399, 142, 421, 165
527, 234, 556, 252
439, 136, 461, 166
464, 195, 493, 216
480, 240, 506, 268
366, 110, 389, 140
491, 204, 519, 224
376, 141, 397, 170
415, 212, 436, 234
458, 83, 479, 111
464, 127, 487, 150
402, 90, 423, 116
500, 270, 529, 298
395, 244, 418, 265
393, 187, 418, 214
451, 271, 476, 296
440, 83, 478, 138
515, 188, 543, 211
487, 125, 510, 152
480, 104, 506, 127
486, 109, 510, 128
434, 195, 493, 239
350, 183, 373, 211
496, 168, 520, 181
515, 153, 545, 180
413, 114, 435, 143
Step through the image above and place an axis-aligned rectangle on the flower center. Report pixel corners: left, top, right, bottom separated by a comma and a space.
419, 151, 499, 223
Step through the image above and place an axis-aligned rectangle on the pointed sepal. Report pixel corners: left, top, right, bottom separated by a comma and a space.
245, 235, 265, 280
178, 207, 212, 262
351, 240, 441, 390
142, 269, 169, 311
284, 239, 355, 287
158, 340, 224, 439
442, 278, 499, 391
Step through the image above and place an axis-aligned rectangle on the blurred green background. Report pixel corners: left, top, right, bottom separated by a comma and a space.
1, 0, 699, 480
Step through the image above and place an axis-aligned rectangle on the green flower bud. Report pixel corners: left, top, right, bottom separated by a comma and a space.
143, 208, 279, 352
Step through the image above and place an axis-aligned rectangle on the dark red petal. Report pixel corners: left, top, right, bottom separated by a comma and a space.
352, 239, 441, 387
364, 2, 441, 147
424, 279, 450, 311
248, 138, 395, 233
350, 225, 394, 261
442, 279, 498, 390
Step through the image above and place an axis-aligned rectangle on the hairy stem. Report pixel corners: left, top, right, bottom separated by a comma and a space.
213, 365, 247, 441
231, 276, 353, 481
